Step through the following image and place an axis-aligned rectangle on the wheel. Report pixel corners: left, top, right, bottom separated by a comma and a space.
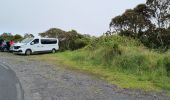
52, 49, 56, 53
25, 49, 32, 56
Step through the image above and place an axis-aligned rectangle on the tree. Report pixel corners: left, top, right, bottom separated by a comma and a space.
110, 5, 153, 38
13, 34, 23, 42
39, 28, 65, 39
147, 0, 170, 28
146, 0, 170, 47
110, 15, 125, 33
0, 33, 13, 41
24, 33, 34, 38
110, 1, 170, 49
39, 28, 91, 51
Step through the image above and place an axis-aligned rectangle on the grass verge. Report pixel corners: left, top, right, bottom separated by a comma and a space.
34, 35, 170, 95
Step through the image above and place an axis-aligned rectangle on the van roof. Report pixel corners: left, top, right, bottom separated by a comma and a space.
33, 37, 58, 39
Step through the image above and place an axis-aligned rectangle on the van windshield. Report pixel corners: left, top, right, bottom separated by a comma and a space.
21, 38, 34, 43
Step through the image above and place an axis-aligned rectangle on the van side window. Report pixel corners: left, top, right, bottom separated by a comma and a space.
32, 39, 39, 44
41, 39, 57, 44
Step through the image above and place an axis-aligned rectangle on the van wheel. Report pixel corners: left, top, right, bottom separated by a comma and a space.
25, 50, 32, 56
52, 49, 56, 53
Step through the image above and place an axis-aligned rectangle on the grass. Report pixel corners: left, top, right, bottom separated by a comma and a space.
35, 35, 170, 94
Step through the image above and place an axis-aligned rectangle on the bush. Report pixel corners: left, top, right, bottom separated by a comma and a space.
39, 28, 92, 51
76, 35, 170, 78
163, 57, 170, 76
54, 35, 170, 91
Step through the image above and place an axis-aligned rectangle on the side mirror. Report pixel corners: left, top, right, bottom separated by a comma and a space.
31, 42, 34, 45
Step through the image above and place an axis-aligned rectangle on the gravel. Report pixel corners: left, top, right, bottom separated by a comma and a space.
0, 52, 170, 100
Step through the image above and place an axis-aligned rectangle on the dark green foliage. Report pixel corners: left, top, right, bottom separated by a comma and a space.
163, 57, 170, 76
39, 28, 92, 51
103, 36, 169, 79
24, 33, 34, 38
84, 36, 170, 78
110, 5, 153, 37
116, 54, 148, 73
13, 34, 23, 42
0, 33, 13, 41
0, 33, 23, 42
110, 0, 170, 50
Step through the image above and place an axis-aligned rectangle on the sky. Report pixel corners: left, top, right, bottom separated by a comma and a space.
0, 0, 145, 36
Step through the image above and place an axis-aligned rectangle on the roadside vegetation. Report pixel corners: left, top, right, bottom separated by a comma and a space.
37, 0, 170, 93
47, 35, 170, 92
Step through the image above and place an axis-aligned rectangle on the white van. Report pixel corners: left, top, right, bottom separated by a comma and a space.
12, 37, 59, 55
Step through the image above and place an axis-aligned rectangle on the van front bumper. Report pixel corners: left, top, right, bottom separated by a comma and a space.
13, 49, 25, 54
13, 50, 22, 53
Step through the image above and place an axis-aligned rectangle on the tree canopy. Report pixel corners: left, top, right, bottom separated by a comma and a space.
0, 33, 23, 42
39, 28, 92, 51
110, 0, 170, 49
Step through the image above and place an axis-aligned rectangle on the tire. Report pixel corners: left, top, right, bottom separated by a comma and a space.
25, 49, 32, 56
52, 49, 56, 53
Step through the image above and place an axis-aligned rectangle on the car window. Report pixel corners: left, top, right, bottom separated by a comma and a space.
41, 39, 57, 44
32, 39, 39, 44
21, 38, 34, 43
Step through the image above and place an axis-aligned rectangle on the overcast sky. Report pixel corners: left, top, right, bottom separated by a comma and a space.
0, 0, 145, 36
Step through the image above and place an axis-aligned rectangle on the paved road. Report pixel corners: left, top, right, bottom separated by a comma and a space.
0, 52, 170, 100
0, 62, 24, 100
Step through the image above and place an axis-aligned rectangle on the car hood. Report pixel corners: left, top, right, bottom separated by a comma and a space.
13, 43, 26, 46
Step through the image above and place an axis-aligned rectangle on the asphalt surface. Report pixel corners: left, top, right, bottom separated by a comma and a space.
0, 52, 170, 100
0, 62, 24, 100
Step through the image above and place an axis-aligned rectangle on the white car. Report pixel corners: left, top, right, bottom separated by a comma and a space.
12, 37, 59, 55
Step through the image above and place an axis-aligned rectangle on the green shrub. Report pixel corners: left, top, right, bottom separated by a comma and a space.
163, 57, 170, 76
78, 36, 170, 79
55, 35, 170, 91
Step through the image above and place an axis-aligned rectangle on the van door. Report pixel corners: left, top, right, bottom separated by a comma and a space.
40, 39, 57, 52
30, 39, 41, 52
40, 39, 49, 52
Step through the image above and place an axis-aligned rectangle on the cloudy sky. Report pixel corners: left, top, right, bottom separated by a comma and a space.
0, 0, 145, 36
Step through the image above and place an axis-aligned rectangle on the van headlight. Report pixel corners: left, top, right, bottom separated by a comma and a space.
14, 46, 21, 49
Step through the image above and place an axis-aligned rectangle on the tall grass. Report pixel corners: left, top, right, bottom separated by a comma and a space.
54, 35, 170, 91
